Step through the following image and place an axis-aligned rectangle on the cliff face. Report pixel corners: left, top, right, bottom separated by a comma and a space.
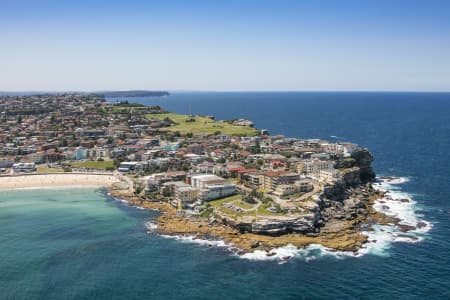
317, 148, 377, 231
325, 148, 376, 201
350, 148, 376, 183
216, 214, 318, 236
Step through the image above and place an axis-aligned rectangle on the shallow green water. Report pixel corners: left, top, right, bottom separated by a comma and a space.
0, 188, 152, 299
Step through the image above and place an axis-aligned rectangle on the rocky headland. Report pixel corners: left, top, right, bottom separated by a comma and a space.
109, 149, 409, 254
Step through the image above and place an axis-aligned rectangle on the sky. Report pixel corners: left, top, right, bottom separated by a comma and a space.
1, 0, 450, 92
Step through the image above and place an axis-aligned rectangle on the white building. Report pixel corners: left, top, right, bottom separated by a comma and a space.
190, 174, 236, 201
302, 159, 335, 180
118, 161, 142, 172
199, 183, 236, 201
13, 162, 36, 173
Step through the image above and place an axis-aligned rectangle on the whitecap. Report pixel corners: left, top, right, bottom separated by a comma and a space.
362, 176, 432, 257
160, 234, 231, 248
152, 175, 431, 262
240, 244, 357, 262
145, 221, 158, 232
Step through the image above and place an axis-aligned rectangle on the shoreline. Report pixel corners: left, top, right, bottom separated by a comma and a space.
0, 173, 122, 190
108, 176, 430, 258
108, 187, 390, 254
2, 174, 429, 259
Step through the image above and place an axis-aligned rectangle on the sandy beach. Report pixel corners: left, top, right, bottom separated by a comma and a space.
0, 173, 122, 190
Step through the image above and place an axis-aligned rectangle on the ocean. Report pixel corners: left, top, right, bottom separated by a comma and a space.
1, 92, 450, 299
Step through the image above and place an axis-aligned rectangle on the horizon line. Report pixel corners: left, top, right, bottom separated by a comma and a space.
1, 89, 450, 94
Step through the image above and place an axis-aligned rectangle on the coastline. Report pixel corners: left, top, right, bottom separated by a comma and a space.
109, 177, 430, 258
109, 186, 393, 254
0, 173, 122, 190
1, 173, 431, 259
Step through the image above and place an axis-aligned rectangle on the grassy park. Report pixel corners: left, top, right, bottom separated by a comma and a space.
64, 160, 115, 170
147, 113, 259, 136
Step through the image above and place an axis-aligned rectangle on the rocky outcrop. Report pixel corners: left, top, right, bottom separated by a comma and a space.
217, 215, 318, 236
250, 214, 317, 235
318, 149, 378, 231
350, 148, 376, 183
324, 148, 376, 201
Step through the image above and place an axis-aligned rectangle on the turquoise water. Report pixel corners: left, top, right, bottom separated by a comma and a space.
0, 188, 145, 299
2, 92, 450, 299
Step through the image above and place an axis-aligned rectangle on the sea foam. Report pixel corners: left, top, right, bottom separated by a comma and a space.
154, 176, 431, 262
240, 176, 431, 261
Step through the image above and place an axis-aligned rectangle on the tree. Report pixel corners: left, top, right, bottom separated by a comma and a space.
60, 139, 68, 147
17, 115, 22, 124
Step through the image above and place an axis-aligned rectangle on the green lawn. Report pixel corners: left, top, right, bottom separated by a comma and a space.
208, 194, 242, 207
147, 113, 259, 136
111, 106, 148, 113
36, 166, 64, 173
208, 194, 284, 217
65, 160, 114, 170
233, 200, 257, 210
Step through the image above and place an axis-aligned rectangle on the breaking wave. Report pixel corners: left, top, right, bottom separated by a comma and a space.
240, 176, 432, 261
153, 176, 431, 262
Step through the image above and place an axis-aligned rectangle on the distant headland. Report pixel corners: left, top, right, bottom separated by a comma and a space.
0, 90, 170, 98
100, 90, 170, 98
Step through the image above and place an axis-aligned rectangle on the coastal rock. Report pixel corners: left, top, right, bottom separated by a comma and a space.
397, 224, 417, 232
416, 221, 427, 229
351, 149, 376, 183
250, 241, 260, 248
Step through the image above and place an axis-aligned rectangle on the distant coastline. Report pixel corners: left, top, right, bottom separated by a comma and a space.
0, 90, 170, 97
101, 90, 170, 98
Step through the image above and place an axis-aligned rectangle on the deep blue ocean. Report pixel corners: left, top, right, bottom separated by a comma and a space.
1, 92, 450, 299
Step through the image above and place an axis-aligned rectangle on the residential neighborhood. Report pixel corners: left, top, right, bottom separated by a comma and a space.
0, 93, 372, 235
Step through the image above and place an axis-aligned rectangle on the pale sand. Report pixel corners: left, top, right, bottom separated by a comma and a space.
0, 173, 122, 190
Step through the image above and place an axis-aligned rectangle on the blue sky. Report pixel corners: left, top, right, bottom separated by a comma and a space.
1, 0, 450, 91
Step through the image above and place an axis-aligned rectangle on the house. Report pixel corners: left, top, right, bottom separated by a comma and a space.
186, 143, 204, 155
194, 161, 215, 174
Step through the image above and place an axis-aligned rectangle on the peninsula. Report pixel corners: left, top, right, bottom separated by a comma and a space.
0, 93, 410, 254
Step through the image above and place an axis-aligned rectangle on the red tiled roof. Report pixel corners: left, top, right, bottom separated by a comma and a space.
237, 168, 258, 173
239, 151, 251, 156
263, 170, 286, 177
228, 166, 246, 172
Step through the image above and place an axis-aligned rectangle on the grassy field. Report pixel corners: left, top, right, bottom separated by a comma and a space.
208, 194, 242, 207
147, 113, 259, 136
64, 160, 114, 170
233, 200, 256, 210
208, 194, 283, 217
36, 166, 64, 173
111, 106, 148, 113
